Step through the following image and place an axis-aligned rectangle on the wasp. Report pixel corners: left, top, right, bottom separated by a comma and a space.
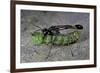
31, 24, 83, 59
32, 24, 83, 45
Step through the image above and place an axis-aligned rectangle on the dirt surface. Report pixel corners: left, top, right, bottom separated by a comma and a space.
20, 10, 89, 63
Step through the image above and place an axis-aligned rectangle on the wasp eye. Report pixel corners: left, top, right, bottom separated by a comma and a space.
75, 25, 83, 30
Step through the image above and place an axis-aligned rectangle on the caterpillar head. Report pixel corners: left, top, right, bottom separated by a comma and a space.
75, 24, 83, 30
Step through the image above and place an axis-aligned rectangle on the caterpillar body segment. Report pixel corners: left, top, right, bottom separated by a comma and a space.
32, 31, 80, 45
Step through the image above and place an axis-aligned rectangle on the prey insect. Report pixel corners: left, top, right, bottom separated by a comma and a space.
31, 24, 83, 60
32, 24, 83, 45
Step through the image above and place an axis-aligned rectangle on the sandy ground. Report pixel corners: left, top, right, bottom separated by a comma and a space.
20, 10, 89, 63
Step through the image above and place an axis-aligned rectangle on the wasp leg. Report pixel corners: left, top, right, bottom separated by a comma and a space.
45, 35, 54, 61
77, 37, 81, 56
70, 47, 74, 57
45, 44, 53, 61
70, 41, 81, 57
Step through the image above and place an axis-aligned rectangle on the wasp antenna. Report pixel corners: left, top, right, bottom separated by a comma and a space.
33, 24, 42, 30
31, 29, 42, 35
30, 19, 42, 29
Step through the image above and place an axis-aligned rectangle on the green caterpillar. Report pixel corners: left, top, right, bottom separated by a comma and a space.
32, 31, 80, 45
